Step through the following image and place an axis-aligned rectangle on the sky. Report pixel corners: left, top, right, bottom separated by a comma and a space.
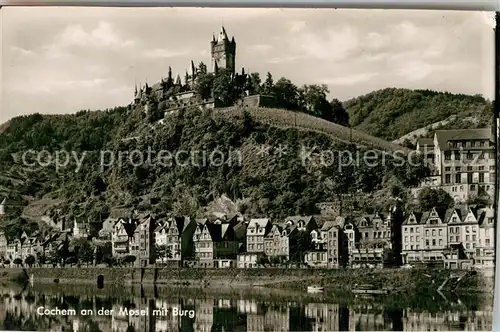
0, 7, 495, 122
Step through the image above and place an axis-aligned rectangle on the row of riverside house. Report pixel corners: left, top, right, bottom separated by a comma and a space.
0, 204, 494, 270
402, 205, 495, 269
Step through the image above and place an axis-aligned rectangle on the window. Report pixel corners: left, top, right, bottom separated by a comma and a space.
479, 173, 485, 183
479, 166, 484, 171
455, 167, 461, 171
426, 230, 429, 236
410, 236, 414, 242
467, 173, 473, 183
432, 230, 436, 236
445, 174, 451, 184
445, 152, 451, 160
416, 228, 420, 233
455, 173, 461, 183
445, 167, 451, 171
438, 229, 442, 236
466, 235, 470, 241
416, 236, 419, 242
432, 239, 436, 246
467, 166, 473, 171
467, 153, 473, 160
480, 141, 485, 147
490, 166, 495, 171
471, 184, 476, 190
439, 239, 443, 246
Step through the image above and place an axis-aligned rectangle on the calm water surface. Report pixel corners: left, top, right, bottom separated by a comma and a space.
0, 283, 493, 331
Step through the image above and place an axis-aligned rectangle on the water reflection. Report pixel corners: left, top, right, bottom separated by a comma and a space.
0, 284, 492, 331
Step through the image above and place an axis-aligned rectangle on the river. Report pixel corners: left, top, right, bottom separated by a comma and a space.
0, 282, 493, 331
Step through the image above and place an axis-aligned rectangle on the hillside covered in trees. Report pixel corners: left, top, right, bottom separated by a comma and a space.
345, 88, 493, 141
0, 104, 428, 240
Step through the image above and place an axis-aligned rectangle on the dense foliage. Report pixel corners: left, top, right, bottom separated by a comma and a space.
0, 104, 427, 237
187, 63, 349, 126
345, 88, 493, 141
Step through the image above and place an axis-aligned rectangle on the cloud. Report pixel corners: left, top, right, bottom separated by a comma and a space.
289, 20, 307, 33
246, 44, 273, 54
50, 21, 135, 51
292, 27, 360, 62
321, 72, 380, 86
363, 32, 391, 50
266, 55, 303, 64
396, 60, 462, 81
10, 46, 34, 57
143, 48, 188, 59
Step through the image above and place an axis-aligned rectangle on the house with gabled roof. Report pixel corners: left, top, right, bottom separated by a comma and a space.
192, 218, 240, 268
446, 205, 479, 259
421, 207, 448, 264
153, 216, 196, 266
475, 206, 495, 269
263, 224, 288, 262
401, 211, 425, 264
315, 217, 348, 268
111, 218, 137, 257
246, 218, 272, 253
130, 214, 156, 267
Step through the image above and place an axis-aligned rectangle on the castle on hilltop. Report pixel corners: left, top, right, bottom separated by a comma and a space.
132, 26, 276, 115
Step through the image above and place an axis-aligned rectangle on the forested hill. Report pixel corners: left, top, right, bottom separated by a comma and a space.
345, 88, 493, 141
0, 106, 427, 239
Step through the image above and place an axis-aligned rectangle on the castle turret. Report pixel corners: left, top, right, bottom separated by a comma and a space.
211, 26, 236, 74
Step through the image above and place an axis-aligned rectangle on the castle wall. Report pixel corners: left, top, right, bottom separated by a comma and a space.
240, 95, 276, 108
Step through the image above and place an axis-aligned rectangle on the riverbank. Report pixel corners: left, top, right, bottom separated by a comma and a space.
0, 267, 494, 295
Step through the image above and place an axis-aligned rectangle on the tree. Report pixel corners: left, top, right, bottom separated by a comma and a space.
97, 242, 113, 266
153, 244, 171, 264
122, 255, 136, 267
289, 231, 312, 263
248, 72, 261, 95
194, 72, 214, 100
299, 84, 330, 116
13, 258, 22, 267
75, 240, 94, 266
196, 62, 207, 75
418, 187, 454, 211
24, 255, 35, 268
261, 72, 274, 96
212, 68, 234, 106
273, 77, 299, 110
327, 98, 350, 126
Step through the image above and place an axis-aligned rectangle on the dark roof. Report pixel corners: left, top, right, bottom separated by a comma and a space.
435, 128, 493, 149
233, 221, 247, 240
416, 138, 434, 150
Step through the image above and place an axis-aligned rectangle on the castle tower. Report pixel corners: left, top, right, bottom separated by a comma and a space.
211, 26, 236, 74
